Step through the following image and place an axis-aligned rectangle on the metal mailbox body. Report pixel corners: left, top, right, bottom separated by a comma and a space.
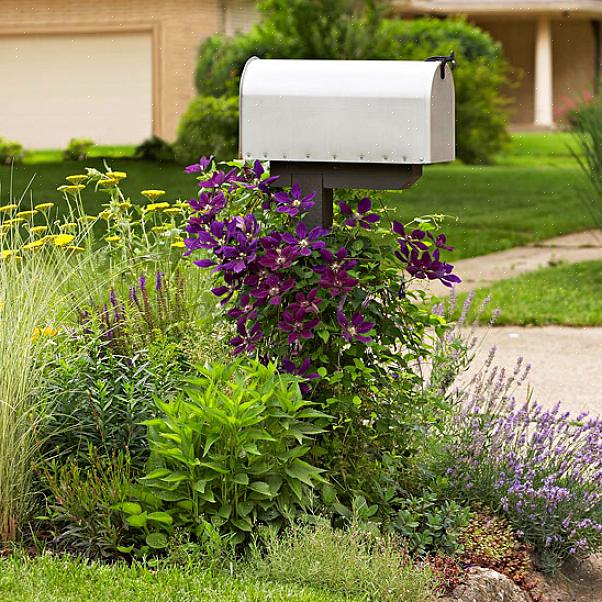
239, 57, 455, 166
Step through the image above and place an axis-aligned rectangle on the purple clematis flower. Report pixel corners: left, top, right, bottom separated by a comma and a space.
229, 320, 263, 355
405, 249, 461, 288
198, 168, 240, 190
226, 293, 258, 326
338, 197, 380, 229
258, 244, 301, 270
291, 288, 322, 314
278, 307, 320, 344
251, 273, 295, 305
185, 155, 213, 174
274, 182, 316, 217
314, 248, 358, 296
242, 160, 280, 194
281, 221, 328, 256
188, 191, 227, 221
337, 298, 374, 343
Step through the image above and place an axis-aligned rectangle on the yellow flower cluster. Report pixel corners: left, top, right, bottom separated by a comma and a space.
31, 326, 58, 343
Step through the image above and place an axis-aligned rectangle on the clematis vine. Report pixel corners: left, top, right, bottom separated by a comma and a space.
184, 160, 460, 396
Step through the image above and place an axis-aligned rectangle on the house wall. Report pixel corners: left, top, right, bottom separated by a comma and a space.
472, 19, 536, 124
0, 0, 226, 142
471, 17, 598, 125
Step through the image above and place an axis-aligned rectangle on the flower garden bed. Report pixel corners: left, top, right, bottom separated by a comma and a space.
0, 158, 599, 600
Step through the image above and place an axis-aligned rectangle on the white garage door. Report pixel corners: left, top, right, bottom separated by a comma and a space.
0, 32, 153, 149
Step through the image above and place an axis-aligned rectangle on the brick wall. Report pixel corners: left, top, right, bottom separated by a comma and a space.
0, 0, 258, 141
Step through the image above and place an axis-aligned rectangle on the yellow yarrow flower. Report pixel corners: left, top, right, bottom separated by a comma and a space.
145, 202, 170, 212
58, 185, 85, 195
98, 178, 118, 188
34, 202, 55, 211
117, 201, 132, 210
141, 189, 166, 201
151, 225, 168, 233
16, 210, 38, 219
171, 240, 185, 249
5, 218, 24, 225
65, 245, 85, 252
106, 171, 127, 181
59, 222, 78, 231
0, 204, 18, 213
105, 235, 121, 243
30, 225, 48, 234
32, 326, 58, 343
78, 215, 97, 223
65, 174, 88, 185
1, 249, 15, 259
163, 207, 181, 214
22, 239, 46, 251
53, 234, 75, 247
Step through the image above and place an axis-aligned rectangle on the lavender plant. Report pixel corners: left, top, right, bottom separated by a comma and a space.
434, 348, 602, 571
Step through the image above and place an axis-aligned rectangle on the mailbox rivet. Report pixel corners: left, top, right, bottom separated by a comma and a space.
419, 157, 424, 162
306, 154, 310, 159
383, 155, 388, 161
263, 153, 268, 158
359, 154, 364, 160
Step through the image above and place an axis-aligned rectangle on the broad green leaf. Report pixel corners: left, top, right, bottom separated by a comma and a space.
231, 517, 253, 532
141, 468, 171, 480
249, 481, 272, 496
126, 512, 148, 528
146, 532, 168, 549
233, 473, 249, 485
148, 511, 173, 525
112, 502, 141, 515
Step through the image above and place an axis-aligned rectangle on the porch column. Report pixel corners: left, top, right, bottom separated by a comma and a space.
534, 16, 554, 126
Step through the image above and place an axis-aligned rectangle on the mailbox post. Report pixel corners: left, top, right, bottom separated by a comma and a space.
239, 57, 455, 228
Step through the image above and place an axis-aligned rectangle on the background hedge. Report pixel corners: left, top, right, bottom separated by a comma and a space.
177, 0, 510, 165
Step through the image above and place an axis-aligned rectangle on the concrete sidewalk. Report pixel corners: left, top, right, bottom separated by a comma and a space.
464, 326, 602, 416
446, 230, 602, 294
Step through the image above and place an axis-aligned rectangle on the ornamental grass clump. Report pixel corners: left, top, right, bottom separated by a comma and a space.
438, 351, 602, 571
0, 199, 103, 543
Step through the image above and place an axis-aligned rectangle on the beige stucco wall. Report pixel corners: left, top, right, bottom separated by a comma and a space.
472, 19, 536, 124
473, 17, 598, 125
552, 19, 597, 121
0, 0, 227, 142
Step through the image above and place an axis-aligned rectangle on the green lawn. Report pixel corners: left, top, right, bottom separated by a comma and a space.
0, 555, 352, 602
0, 133, 595, 260
453, 260, 602, 326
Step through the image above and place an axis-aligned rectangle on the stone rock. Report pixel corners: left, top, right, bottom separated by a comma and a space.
449, 567, 531, 602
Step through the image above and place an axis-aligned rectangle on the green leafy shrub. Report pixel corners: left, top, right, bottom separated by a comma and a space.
123, 359, 330, 548
43, 449, 135, 558
386, 489, 471, 556
63, 138, 95, 161
189, 4, 509, 164
0, 136, 24, 165
40, 334, 188, 467
134, 136, 175, 163
250, 521, 437, 602
174, 96, 239, 164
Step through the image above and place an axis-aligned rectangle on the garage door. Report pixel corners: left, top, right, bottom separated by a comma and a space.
0, 32, 152, 149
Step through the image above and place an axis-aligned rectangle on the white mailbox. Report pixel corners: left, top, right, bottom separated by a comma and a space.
239, 57, 455, 165
238, 56, 456, 227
